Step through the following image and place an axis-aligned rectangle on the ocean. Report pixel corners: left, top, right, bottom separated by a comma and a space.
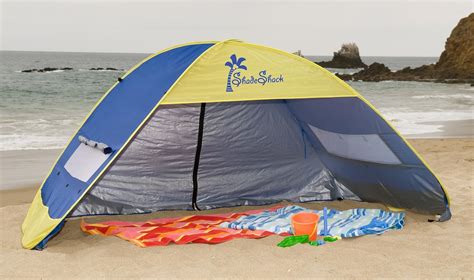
1, 51, 473, 151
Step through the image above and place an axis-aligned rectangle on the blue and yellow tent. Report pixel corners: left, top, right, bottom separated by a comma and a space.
22, 40, 451, 249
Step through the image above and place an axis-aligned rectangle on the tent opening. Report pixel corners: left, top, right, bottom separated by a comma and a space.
71, 99, 363, 217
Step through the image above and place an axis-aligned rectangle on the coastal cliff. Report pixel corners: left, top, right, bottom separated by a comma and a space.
435, 13, 474, 80
336, 13, 473, 83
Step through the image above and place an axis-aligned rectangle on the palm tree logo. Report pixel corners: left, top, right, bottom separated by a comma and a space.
225, 54, 247, 92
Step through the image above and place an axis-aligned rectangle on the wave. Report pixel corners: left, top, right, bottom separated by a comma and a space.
45, 69, 65, 73
412, 94, 474, 99
0, 134, 69, 151
0, 118, 79, 151
381, 110, 473, 135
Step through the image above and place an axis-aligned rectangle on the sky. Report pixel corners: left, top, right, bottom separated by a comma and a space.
0, 0, 472, 56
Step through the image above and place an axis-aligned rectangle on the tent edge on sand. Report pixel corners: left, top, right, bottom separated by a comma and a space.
21, 39, 451, 250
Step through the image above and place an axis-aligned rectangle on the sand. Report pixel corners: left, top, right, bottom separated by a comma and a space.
0, 138, 473, 278
0, 149, 61, 190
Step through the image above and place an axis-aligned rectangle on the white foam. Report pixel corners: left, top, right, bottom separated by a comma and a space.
412, 94, 474, 99
0, 118, 78, 151
0, 134, 68, 151
382, 110, 474, 135
16, 69, 66, 73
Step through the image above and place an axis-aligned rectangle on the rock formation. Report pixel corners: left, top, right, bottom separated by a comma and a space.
337, 63, 391, 82
21, 67, 73, 73
21, 67, 124, 73
337, 13, 474, 84
435, 13, 474, 80
293, 50, 304, 58
89, 67, 122, 71
317, 43, 367, 69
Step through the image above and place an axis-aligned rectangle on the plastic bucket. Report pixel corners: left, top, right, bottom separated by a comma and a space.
291, 212, 320, 241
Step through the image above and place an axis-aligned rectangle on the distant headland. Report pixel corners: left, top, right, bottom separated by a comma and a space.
318, 13, 473, 84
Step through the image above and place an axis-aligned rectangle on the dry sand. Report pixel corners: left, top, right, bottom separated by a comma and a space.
0, 138, 473, 278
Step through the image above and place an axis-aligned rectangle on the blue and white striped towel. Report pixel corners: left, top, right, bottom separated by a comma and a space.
220, 205, 405, 238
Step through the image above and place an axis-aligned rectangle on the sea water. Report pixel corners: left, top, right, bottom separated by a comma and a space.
1, 51, 472, 151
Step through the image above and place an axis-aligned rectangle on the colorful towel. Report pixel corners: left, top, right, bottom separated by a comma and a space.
80, 208, 280, 247
220, 205, 405, 238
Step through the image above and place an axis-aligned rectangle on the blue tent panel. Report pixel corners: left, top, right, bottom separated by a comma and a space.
41, 43, 214, 219
286, 98, 447, 214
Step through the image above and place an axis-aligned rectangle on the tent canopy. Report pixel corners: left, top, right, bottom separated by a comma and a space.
22, 40, 450, 250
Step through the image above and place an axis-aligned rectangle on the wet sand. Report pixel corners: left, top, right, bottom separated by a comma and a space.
0, 149, 61, 190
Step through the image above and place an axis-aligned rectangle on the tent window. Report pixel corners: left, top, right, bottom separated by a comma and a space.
64, 142, 111, 182
308, 125, 401, 165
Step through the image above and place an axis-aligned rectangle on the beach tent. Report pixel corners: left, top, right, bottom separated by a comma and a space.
22, 40, 451, 250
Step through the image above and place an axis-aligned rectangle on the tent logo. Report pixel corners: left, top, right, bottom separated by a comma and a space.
225, 54, 247, 92
225, 54, 284, 93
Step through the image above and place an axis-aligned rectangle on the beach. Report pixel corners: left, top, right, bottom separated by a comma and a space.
1, 138, 472, 278
1, 1, 473, 278
0, 51, 473, 279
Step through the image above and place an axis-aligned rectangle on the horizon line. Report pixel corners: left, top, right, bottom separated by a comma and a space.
0, 49, 441, 58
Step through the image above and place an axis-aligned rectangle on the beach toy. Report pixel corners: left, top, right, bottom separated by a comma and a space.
321, 207, 328, 236
323, 236, 341, 242
277, 235, 310, 248
291, 212, 320, 241
309, 240, 325, 246
277, 235, 340, 247
309, 237, 341, 246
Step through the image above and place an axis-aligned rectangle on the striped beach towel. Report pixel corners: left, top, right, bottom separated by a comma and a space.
220, 205, 405, 238
80, 208, 279, 247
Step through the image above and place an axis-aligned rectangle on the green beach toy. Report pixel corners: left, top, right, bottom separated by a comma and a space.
277, 235, 341, 247
277, 235, 310, 247
323, 236, 341, 242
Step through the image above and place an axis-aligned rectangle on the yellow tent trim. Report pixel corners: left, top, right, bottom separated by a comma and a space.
388, 206, 406, 212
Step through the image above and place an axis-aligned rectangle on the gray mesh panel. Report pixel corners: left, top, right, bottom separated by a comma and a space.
196, 101, 357, 209
71, 101, 359, 217
309, 125, 401, 164
71, 104, 201, 216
